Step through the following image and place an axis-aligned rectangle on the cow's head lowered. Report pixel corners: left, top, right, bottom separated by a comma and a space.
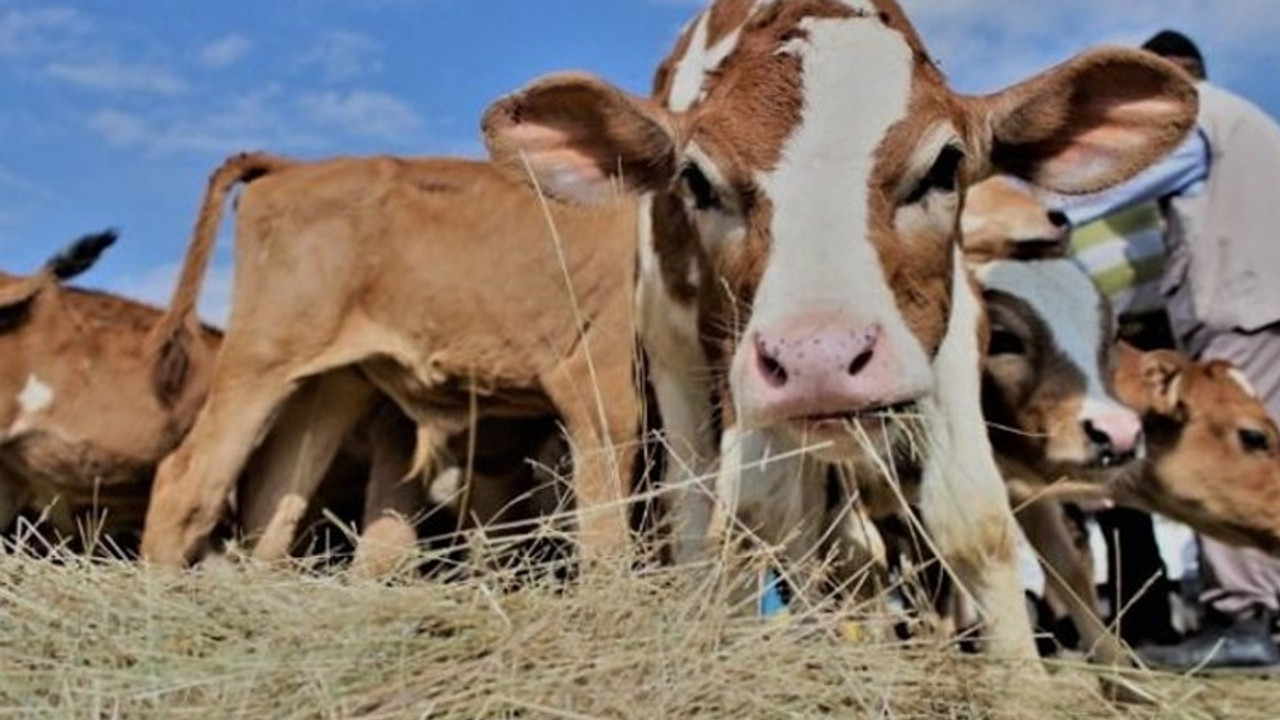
964, 177, 1144, 476
483, 0, 1196, 463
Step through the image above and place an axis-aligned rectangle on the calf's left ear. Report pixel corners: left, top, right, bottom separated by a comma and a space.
482, 72, 680, 205
965, 48, 1198, 194
1140, 349, 1190, 419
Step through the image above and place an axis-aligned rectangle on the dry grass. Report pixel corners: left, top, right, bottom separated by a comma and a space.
0, 540, 1274, 720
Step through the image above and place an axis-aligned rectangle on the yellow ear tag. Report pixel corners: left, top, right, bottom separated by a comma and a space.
841, 620, 866, 644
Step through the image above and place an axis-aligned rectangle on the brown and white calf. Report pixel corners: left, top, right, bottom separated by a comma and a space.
965, 177, 1280, 554
484, 0, 1197, 660
0, 230, 218, 543
139, 154, 643, 568
968, 177, 1144, 478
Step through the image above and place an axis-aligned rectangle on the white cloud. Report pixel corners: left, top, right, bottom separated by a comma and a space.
0, 6, 88, 58
0, 162, 55, 200
110, 260, 233, 328
198, 33, 252, 69
899, 0, 1280, 93
296, 30, 382, 81
87, 108, 150, 146
86, 86, 332, 156
299, 90, 422, 139
47, 58, 187, 95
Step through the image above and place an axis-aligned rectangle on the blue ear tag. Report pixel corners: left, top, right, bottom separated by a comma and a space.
759, 568, 788, 617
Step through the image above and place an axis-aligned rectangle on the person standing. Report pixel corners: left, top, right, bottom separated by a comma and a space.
1052, 29, 1280, 672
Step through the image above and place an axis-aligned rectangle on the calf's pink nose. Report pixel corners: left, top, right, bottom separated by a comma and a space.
755, 324, 880, 389
1083, 409, 1144, 463
747, 322, 904, 422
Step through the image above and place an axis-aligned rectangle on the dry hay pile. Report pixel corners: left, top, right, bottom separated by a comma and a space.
0, 536, 1274, 720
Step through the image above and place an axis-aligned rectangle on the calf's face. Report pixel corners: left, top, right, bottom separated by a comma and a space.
1114, 346, 1280, 554
965, 178, 1143, 474
483, 0, 1196, 464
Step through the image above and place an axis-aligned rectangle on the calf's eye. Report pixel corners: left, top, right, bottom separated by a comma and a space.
680, 163, 720, 211
988, 328, 1027, 357
1238, 428, 1271, 453
905, 144, 965, 204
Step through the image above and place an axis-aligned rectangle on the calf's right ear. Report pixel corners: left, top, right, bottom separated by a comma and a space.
482, 72, 680, 205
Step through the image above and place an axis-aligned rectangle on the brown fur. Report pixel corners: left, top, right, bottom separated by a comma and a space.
148, 152, 294, 409
140, 155, 643, 567
0, 235, 222, 542
483, 0, 1199, 674
1113, 345, 1280, 555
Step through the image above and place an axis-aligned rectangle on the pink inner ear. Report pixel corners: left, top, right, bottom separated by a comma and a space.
1035, 95, 1193, 193
501, 124, 615, 202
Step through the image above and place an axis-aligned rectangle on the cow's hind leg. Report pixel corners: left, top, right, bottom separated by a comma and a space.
239, 367, 378, 562
351, 408, 435, 579
141, 368, 300, 567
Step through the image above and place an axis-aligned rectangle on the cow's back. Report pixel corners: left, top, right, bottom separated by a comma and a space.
229, 157, 638, 401
0, 282, 221, 533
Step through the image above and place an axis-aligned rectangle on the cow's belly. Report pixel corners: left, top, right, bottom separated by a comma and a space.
0, 435, 153, 534
359, 355, 557, 428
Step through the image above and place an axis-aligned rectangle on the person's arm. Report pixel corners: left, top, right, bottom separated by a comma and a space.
1049, 129, 1210, 227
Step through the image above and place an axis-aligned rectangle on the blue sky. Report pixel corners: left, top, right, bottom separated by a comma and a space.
3, 0, 1279, 324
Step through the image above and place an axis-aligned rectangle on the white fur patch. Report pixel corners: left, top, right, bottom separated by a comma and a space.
975, 259, 1118, 413
665, 0, 783, 113
10, 374, 54, 435
666, 13, 712, 112
837, 0, 877, 11
427, 467, 463, 507
17, 374, 54, 415
736, 16, 931, 419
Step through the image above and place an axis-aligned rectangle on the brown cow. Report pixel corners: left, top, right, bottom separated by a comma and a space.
484, 0, 1197, 665
0, 230, 218, 544
139, 155, 643, 568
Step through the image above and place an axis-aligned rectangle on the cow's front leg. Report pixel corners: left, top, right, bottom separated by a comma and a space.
650, 361, 719, 565
918, 258, 1041, 667
713, 427, 831, 613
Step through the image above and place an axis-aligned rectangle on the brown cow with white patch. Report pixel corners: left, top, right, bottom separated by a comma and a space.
139, 155, 643, 567
0, 230, 218, 542
483, 0, 1197, 662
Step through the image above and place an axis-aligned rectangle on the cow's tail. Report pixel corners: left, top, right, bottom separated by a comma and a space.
0, 229, 119, 322
148, 151, 294, 408
45, 228, 118, 282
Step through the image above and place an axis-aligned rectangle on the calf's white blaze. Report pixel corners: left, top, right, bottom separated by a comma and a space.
975, 259, 1120, 415
735, 17, 931, 424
